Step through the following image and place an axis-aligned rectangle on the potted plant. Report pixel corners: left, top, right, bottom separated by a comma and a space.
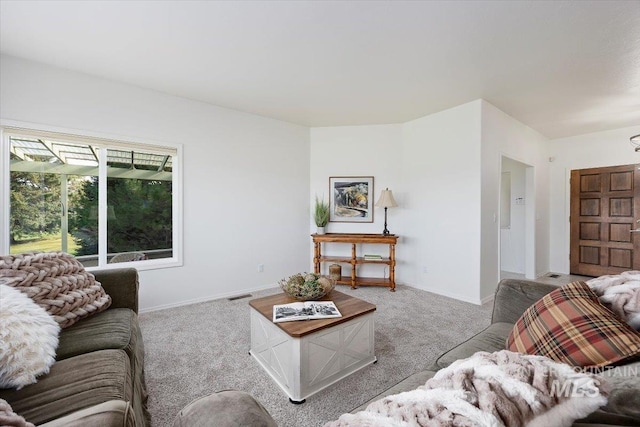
314, 196, 330, 235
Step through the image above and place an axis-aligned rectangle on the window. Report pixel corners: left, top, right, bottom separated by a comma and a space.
1, 127, 181, 270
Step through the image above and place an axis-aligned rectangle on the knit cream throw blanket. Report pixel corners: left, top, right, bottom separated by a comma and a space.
0, 252, 111, 328
587, 271, 640, 329
325, 350, 608, 427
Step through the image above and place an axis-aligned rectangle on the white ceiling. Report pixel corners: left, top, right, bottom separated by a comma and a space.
1, 0, 639, 139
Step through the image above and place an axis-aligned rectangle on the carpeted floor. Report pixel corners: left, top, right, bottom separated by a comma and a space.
139, 284, 493, 427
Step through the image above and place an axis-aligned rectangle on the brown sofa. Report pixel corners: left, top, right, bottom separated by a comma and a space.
0, 268, 149, 426
355, 278, 640, 426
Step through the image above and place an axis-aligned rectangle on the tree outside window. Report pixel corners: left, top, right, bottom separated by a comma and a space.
6, 133, 176, 267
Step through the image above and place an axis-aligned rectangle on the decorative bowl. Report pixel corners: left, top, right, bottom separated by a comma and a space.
278, 272, 336, 301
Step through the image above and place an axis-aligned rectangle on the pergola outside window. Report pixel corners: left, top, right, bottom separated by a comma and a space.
2, 128, 180, 269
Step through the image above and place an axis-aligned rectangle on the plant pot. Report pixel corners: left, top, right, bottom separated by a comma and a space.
317, 226, 326, 235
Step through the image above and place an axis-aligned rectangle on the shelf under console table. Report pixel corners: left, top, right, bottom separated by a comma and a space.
311, 233, 399, 292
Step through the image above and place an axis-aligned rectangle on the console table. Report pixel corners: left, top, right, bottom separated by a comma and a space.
312, 233, 398, 291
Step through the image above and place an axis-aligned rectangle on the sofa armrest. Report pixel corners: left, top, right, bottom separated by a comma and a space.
491, 279, 558, 324
92, 268, 139, 314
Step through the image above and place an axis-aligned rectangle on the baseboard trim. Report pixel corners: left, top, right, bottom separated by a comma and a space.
139, 284, 277, 313
406, 283, 483, 305
480, 293, 495, 305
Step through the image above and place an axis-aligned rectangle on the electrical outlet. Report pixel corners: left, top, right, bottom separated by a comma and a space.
258, 264, 264, 273
422, 265, 428, 273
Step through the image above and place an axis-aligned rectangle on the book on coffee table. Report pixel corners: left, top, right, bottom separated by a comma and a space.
273, 301, 342, 323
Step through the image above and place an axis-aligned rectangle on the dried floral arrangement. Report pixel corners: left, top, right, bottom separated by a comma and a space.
279, 272, 336, 301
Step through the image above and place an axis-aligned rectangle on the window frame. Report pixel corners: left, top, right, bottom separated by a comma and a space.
0, 121, 183, 271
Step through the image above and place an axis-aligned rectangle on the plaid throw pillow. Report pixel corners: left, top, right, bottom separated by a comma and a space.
507, 281, 640, 368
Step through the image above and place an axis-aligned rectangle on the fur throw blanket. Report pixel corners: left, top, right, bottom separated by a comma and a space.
0, 399, 34, 427
0, 252, 111, 328
325, 350, 608, 427
587, 271, 640, 329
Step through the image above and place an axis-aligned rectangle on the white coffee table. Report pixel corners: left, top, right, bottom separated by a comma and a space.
249, 290, 376, 403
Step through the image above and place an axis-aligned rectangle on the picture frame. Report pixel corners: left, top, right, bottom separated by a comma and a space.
329, 176, 374, 223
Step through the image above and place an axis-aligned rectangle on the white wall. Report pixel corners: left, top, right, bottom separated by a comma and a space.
310, 124, 403, 235
310, 101, 484, 303
0, 55, 311, 311
548, 125, 640, 274
500, 157, 527, 274
309, 124, 403, 279
309, 100, 552, 305
401, 101, 482, 303
480, 101, 550, 300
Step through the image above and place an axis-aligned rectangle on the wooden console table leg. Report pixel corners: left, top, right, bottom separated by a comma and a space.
389, 243, 396, 292
351, 243, 357, 289
314, 242, 321, 274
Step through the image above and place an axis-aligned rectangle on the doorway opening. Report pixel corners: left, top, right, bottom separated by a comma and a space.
499, 156, 536, 281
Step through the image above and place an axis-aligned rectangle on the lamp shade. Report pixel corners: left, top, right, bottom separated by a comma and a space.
375, 188, 398, 208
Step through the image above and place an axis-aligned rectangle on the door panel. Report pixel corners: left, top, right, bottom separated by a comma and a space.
570, 164, 640, 276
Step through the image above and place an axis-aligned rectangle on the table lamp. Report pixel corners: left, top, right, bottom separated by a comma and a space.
375, 188, 397, 235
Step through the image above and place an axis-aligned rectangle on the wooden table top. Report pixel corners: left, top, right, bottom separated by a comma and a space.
249, 290, 376, 338
311, 233, 398, 243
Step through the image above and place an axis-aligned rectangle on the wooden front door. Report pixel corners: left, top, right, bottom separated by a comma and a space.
570, 164, 640, 276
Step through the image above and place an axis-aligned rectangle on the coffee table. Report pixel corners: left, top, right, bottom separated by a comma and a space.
249, 290, 376, 403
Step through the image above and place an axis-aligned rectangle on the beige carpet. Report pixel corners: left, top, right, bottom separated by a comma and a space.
139, 284, 494, 426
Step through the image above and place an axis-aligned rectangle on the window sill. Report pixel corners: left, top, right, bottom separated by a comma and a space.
87, 258, 182, 272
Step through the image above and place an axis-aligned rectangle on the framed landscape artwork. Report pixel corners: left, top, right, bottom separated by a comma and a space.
329, 176, 374, 223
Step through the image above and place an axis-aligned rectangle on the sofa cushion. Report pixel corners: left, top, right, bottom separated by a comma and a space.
435, 322, 513, 369
507, 281, 640, 367
93, 268, 139, 313
0, 349, 133, 426
56, 308, 150, 425
491, 279, 559, 324
57, 308, 137, 361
